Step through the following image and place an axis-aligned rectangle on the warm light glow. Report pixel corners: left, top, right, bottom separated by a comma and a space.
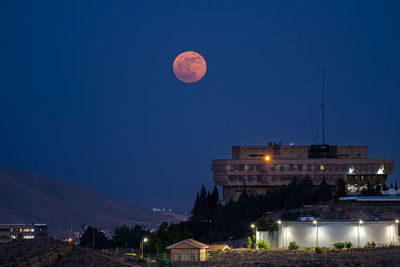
277, 220, 282, 224
68, 237, 73, 243
313, 220, 317, 224
264, 155, 271, 162
143, 238, 148, 242
377, 168, 384, 175
396, 219, 399, 223
250, 224, 255, 228
359, 220, 363, 224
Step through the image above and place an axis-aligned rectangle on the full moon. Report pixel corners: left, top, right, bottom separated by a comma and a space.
173, 51, 207, 83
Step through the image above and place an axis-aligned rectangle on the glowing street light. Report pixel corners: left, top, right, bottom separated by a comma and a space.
264, 155, 271, 162
250, 224, 255, 229
277, 220, 282, 224
313, 220, 318, 247
396, 219, 399, 223
140, 237, 149, 259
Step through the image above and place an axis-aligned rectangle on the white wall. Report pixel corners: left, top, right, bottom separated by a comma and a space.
278, 222, 398, 248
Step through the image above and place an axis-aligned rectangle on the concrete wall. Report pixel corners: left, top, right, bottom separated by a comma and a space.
278, 221, 398, 248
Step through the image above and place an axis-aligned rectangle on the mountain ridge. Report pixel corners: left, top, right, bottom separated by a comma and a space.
0, 165, 182, 238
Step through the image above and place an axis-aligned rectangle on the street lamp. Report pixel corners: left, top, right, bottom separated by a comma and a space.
313, 220, 318, 247
358, 220, 363, 247
140, 237, 148, 259
264, 155, 271, 162
250, 224, 257, 249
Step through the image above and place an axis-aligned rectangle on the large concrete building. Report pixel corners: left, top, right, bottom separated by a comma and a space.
212, 144, 395, 202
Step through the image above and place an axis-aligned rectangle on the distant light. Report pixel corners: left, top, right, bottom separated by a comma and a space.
359, 220, 363, 224
277, 220, 282, 224
377, 169, 384, 175
313, 220, 317, 224
251, 224, 255, 228
67, 237, 73, 243
348, 167, 354, 174
264, 155, 271, 162
396, 219, 399, 223
143, 238, 148, 242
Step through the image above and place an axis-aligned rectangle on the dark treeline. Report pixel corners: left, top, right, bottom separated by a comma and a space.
80, 175, 347, 252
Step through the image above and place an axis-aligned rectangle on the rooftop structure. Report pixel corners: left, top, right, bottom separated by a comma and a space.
212, 144, 395, 202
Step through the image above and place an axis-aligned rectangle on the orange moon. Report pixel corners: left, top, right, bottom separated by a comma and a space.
173, 51, 206, 83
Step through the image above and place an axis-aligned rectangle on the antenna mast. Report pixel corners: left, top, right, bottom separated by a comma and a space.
321, 69, 326, 144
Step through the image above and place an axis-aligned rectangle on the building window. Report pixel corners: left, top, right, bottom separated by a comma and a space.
190, 253, 196, 261
174, 253, 182, 261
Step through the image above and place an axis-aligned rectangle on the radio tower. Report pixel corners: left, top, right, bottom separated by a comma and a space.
321, 69, 326, 144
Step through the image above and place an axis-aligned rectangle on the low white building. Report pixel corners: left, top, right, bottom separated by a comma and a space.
278, 220, 398, 248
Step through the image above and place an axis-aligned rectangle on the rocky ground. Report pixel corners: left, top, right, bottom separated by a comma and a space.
0, 237, 137, 266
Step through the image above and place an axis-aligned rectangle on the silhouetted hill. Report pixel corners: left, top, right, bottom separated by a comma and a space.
0, 166, 183, 238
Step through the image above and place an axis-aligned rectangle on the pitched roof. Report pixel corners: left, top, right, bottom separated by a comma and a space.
166, 239, 209, 249
206, 244, 230, 251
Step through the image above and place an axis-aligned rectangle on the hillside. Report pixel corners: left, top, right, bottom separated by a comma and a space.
0, 165, 182, 238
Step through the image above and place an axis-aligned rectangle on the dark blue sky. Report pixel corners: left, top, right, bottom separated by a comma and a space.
1, 1, 399, 213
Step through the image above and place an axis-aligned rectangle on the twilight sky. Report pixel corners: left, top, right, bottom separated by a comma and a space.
0, 1, 399, 213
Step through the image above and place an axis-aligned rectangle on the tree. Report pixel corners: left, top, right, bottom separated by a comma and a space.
284, 191, 297, 209
361, 181, 375, 196
247, 236, 253, 248
319, 177, 332, 202
239, 180, 248, 200
80, 226, 108, 249
383, 183, 389, 191
336, 179, 347, 197
395, 181, 398, 190
375, 181, 381, 196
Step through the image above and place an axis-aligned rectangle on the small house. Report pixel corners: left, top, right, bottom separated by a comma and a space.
166, 239, 230, 262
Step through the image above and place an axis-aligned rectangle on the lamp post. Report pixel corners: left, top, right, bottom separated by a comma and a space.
313, 220, 318, 248
251, 224, 257, 249
358, 220, 363, 247
140, 237, 148, 259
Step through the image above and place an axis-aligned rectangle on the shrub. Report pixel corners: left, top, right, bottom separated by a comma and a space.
365, 241, 376, 248
304, 247, 311, 250
345, 241, 352, 249
288, 241, 299, 250
333, 242, 345, 249
315, 247, 322, 254
256, 239, 270, 250
247, 236, 253, 249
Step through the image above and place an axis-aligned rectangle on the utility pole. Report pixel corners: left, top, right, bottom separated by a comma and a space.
93, 228, 95, 250
321, 69, 326, 144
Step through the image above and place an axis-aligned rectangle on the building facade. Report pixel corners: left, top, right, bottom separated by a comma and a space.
277, 220, 398, 248
212, 144, 395, 202
0, 223, 47, 243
